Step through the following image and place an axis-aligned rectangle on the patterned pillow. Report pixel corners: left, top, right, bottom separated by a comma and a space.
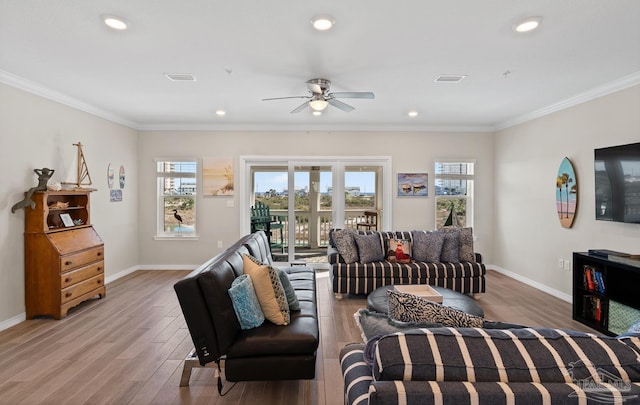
385, 237, 412, 263
276, 268, 300, 311
242, 254, 290, 325
353, 308, 443, 342
411, 231, 445, 262
354, 233, 384, 263
332, 229, 359, 263
228, 274, 265, 329
387, 289, 484, 328
440, 231, 460, 263
440, 227, 475, 262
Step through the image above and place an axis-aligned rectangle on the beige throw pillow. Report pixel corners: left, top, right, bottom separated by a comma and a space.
242, 254, 290, 325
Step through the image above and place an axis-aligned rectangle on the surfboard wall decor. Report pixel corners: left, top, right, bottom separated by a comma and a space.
556, 157, 578, 228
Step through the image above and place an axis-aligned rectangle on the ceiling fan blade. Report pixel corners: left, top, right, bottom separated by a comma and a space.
328, 98, 355, 112
330, 91, 375, 99
290, 101, 309, 114
262, 96, 309, 101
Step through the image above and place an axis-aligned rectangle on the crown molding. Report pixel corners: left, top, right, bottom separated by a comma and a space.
0, 69, 139, 130
495, 71, 640, 131
3, 68, 639, 134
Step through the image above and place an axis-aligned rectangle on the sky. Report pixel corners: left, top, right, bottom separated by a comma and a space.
254, 171, 375, 193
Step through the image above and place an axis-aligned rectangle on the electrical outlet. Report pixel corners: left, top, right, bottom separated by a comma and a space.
217, 240, 222, 248
558, 258, 565, 269
564, 259, 571, 271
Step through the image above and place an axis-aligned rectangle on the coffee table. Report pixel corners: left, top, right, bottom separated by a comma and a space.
367, 285, 484, 317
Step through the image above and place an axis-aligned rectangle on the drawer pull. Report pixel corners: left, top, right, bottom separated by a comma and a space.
97, 279, 102, 284
65, 277, 72, 283
65, 292, 72, 298
97, 252, 102, 257
97, 267, 102, 271
65, 261, 73, 266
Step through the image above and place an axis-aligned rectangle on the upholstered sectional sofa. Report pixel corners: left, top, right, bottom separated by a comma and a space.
328, 228, 486, 296
173, 231, 319, 390
341, 327, 640, 404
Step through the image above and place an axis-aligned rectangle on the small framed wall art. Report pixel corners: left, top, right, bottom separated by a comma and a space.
397, 173, 428, 197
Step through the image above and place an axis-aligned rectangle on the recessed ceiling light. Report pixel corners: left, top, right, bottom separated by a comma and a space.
103, 15, 128, 30
312, 111, 322, 116
513, 16, 542, 33
311, 15, 334, 31
408, 111, 419, 118
216, 110, 226, 116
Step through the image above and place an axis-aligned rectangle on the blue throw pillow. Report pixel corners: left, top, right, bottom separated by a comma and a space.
228, 274, 265, 329
276, 269, 300, 311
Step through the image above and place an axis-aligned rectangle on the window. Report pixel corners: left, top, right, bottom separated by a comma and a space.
435, 161, 474, 229
156, 160, 197, 237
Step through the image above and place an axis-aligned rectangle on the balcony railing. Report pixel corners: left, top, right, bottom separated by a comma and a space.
270, 209, 375, 248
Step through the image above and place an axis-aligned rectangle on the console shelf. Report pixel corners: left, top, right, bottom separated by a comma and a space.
573, 252, 640, 336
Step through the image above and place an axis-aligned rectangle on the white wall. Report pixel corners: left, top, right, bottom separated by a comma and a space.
137, 130, 494, 266
493, 84, 640, 298
11, 80, 637, 328
0, 83, 140, 327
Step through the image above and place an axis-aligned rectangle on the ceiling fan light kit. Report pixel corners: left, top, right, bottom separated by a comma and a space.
309, 98, 329, 111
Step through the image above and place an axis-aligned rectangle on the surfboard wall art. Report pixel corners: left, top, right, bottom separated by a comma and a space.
556, 157, 578, 228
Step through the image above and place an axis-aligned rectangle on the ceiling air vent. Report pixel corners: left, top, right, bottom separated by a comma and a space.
434, 75, 466, 83
164, 73, 197, 81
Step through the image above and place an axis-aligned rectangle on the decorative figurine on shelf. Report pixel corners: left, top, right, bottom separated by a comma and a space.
11, 168, 55, 213
62, 142, 95, 190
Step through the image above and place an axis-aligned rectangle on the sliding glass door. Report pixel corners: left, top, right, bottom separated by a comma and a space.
241, 156, 391, 265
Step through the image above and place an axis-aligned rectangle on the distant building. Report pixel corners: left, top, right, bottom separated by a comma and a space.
327, 186, 361, 196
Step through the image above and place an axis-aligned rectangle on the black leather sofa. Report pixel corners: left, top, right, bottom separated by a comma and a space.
174, 231, 319, 390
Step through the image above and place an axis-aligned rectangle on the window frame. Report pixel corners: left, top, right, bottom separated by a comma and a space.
434, 159, 475, 229
155, 159, 199, 240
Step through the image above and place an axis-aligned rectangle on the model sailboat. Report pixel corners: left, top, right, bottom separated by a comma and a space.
62, 142, 96, 190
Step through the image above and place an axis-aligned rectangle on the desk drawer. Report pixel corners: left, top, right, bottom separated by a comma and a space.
61, 261, 104, 289
60, 247, 104, 273
61, 274, 104, 304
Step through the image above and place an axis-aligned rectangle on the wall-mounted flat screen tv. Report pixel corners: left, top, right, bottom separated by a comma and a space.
594, 142, 640, 223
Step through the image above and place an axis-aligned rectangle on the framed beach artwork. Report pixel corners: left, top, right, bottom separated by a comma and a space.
556, 157, 578, 228
397, 173, 428, 197
203, 157, 234, 196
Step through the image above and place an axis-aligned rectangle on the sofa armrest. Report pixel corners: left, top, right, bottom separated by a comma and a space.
327, 246, 345, 265
474, 252, 482, 263
340, 343, 373, 405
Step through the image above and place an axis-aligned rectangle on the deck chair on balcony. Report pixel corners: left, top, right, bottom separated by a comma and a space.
250, 201, 284, 253
356, 211, 378, 231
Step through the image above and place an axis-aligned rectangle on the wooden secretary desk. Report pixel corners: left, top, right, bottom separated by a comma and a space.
24, 190, 105, 319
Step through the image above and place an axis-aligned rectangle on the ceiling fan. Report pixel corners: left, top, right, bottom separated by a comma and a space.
262, 78, 375, 113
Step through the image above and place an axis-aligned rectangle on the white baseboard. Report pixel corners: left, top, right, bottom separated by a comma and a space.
105, 265, 198, 284
490, 265, 572, 303
104, 265, 139, 284
136, 264, 200, 271
0, 312, 26, 332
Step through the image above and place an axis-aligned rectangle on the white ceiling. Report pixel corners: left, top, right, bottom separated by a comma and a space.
1, 0, 639, 132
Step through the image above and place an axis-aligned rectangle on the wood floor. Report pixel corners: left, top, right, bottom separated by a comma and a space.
0, 269, 594, 405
